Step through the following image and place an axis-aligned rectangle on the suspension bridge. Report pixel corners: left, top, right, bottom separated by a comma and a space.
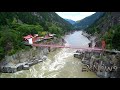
32, 44, 103, 51
31, 44, 120, 54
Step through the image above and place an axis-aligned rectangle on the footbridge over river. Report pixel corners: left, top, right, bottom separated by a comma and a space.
32, 44, 120, 54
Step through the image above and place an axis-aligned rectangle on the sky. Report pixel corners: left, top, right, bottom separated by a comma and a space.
56, 12, 96, 21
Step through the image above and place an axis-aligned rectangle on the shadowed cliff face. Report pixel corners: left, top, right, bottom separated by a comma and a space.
86, 12, 120, 34
82, 12, 120, 78
96, 12, 120, 32
85, 12, 120, 50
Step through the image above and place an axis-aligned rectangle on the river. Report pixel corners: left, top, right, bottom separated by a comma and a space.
0, 31, 98, 78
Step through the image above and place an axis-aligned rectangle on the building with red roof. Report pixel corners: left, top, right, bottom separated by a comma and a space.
23, 35, 33, 40
23, 33, 55, 45
23, 34, 42, 45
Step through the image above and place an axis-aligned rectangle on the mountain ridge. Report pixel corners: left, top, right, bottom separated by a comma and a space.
65, 19, 76, 25
85, 12, 120, 50
74, 12, 104, 30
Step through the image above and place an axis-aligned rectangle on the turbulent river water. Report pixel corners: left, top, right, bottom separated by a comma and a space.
0, 31, 98, 78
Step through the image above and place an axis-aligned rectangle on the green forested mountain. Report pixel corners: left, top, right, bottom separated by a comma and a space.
65, 19, 76, 25
85, 12, 120, 50
0, 12, 73, 60
0, 12, 73, 32
74, 12, 104, 30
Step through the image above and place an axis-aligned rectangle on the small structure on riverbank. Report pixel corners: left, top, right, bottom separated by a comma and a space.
23, 35, 34, 45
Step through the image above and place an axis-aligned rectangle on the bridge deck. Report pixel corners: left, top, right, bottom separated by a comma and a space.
32, 44, 120, 54
32, 44, 103, 51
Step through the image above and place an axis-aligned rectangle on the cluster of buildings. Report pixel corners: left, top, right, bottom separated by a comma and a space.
23, 33, 56, 45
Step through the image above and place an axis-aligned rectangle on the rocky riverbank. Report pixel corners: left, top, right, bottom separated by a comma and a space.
74, 31, 120, 78
0, 38, 64, 73
74, 50, 120, 78
82, 31, 102, 48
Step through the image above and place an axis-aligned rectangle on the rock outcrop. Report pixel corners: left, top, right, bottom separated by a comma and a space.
0, 47, 48, 73
74, 50, 120, 78
0, 38, 64, 73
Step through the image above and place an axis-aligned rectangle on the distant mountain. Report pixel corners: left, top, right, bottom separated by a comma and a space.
65, 19, 76, 25
74, 12, 104, 29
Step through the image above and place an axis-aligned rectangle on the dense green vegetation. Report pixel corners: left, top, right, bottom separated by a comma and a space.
0, 12, 73, 61
85, 12, 120, 50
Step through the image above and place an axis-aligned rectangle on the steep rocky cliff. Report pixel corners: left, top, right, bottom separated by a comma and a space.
85, 12, 120, 50
81, 12, 120, 78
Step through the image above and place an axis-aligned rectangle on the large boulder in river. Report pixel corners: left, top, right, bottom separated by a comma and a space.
17, 65, 23, 71
74, 53, 84, 59
23, 64, 29, 70
42, 56, 47, 61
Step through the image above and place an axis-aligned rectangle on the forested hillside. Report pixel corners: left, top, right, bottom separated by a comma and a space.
74, 12, 104, 30
0, 12, 73, 60
85, 12, 120, 50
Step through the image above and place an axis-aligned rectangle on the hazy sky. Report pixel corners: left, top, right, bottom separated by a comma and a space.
56, 12, 95, 21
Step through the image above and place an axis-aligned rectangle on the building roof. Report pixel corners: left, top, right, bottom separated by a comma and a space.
23, 35, 33, 39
